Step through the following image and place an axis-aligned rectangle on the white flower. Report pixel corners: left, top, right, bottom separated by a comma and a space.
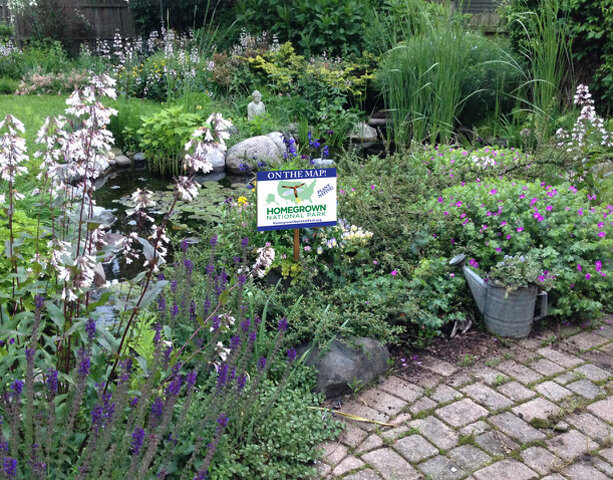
252, 243, 275, 278
175, 176, 200, 201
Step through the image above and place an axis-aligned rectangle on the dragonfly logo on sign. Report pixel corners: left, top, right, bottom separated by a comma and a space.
257, 168, 337, 231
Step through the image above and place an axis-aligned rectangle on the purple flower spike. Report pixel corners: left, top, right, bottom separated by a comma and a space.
35, 295, 45, 309
287, 348, 297, 363
217, 413, 229, 428
46, 369, 58, 394
79, 355, 91, 377
131, 426, 145, 455
257, 356, 266, 371
186, 371, 197, 388
166, 376, 182, 396
180, 239, 189, 253
241, 237, 249, 248
151, 397, 163, 419
85, 318, 96, 341
278, 317, 288, 332
210, 235, 218, 247
2, 457, 17, 477
11, 380, 23, 396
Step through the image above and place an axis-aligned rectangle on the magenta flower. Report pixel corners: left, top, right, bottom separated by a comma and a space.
577, 264, 582, 272
495, 247, 502, 252
516, 227, 524, 232
546, 205, 553, 211
500, 221, 507, 226
469, 258, 479, 268
391, 270, 398, 276
598, 232, 605, 238
489, 189, 497, 195
595, 260, 602, 272
506, 234, 512, 239
585, 273, 591, 280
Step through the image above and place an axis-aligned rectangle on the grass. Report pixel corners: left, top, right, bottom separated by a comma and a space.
0, 94, 68, 154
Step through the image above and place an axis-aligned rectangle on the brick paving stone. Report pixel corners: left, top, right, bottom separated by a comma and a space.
540, 475, 567, 480
595, 322, 613, 339
574, 364, 612, 382
430, 384, 462, 403
417, 455, 465, 480
393, 435, 439, 463
459, 420, 490, 436
473, 459, 538, 480
414, 372, 444, 389
421, 355, 459, 377
511, 397, 559, 423
408, 396, 437, 415
341, 401, 391, 433
355, 434, 383, 453
565, 331, 609, 351
530, 358, 567, 376
521, 446, 563, 475
593, 457, 613, 477
470, 365, 508, 385
588, 397, 613, 423
343, 469, 383, 480
534, 380, 573, 401
446, 445, 491, 471
566, 412, 613, 443
379, 376, 424, 403
446, 372, 475, 388
361, 448, 421, 480
489, 412, 546, 443
317, 461, 332, 477
410, 416, 459, 450
563, 462, 611, 480
380, 425, 410, 442
342, 422, 369, 448
461, 382, 513, 410
599, 341, 613, 352
512, 347, 541, 363
322, 442, 349, 467
546, 429, 597, 462
436, 398, 488, 427
497, 380, 536, 402
566, 379, 605, 399
599, 448, 613, 463
537, 347, 584, 368
518, 337, 543, 350
474, 430, 519, 456
554, 371, 580, 384
359, 389, 407, 417
496, 360, 542, 384
332, 456, 365, 476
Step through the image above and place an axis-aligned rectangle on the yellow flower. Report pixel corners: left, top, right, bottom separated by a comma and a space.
237, 196, 248, 206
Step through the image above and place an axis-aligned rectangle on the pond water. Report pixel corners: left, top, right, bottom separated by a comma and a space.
93, 166, 249, 281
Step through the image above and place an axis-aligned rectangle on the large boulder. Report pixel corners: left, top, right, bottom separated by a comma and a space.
114, 154, 132, 168
226, 136, 283, 174
266, 131, 287, 154
301, 337, 389, 398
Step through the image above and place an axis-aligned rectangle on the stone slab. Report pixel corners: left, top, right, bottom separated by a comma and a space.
534, 380, 572, 401
359, 388, 408, 417
574, 364, 612, 382
489, 412, 546, 443
393, 435, 439, 463
461, 382, 513, 410
565, 332, 609, 351
421, 355, 458, 377
511, 397, 559, 423
588, 397, 613, 423
496, 360, 542, 384
563, 462, 611, 480
521, 446, 563, 475
566, 412, 613, 443
546, 429, 597, 462
436, 398, 489, 427
475, 431, 519, 456
430, 384, 462, 403
355, 434, 383, 453
343, 469, 383, 480
473, 459, 537, 480
410, 416, 459, 450
537, 347, 583, 368
497, 381, 536, 402
530, 358, 566, 376
332, 456, 365, 476
566, 379, 605, 399
417, 455, 466, 480
379, 376, 424, 403
361, 448, 421, 480
446, 445, 491, 471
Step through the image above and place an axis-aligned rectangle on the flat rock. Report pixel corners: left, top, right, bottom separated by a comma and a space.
265, 131, 287, 154
114, 154, 131, 167
205, 147, 226, 172
348, 121, 378, 142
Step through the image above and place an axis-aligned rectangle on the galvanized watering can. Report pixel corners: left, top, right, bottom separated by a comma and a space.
450, 254, 548, 338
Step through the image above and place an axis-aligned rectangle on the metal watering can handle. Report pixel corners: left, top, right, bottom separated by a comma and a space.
534, 291, 548, 321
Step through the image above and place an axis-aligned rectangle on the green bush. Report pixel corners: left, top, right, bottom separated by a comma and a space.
0, 52, 26, 80
234, 0, 377, 56
0, 76, 19, 93
137, 105, 205, 176
108, 96, 164, 152
424, 178, 613, 319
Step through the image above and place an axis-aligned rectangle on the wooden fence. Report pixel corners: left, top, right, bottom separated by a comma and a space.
0, 0, 10, 24
14, 0, 135, 52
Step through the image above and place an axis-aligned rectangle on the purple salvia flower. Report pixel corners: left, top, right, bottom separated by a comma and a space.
0, 437, 8, 453
240, 318, 250, 333
131, 426, 145, 455
241, 237, 249, 248
210, 235, 218, 247
151, 397, 163, 419
186, 371, 197, 388
166, 376, 182, 396
25, 347, 34, 362
170, 280, 178, 293
85, 318, 96, 340
35, 295, 44, 309
217, 364, 228, 389
217, 413, 228, 428
287, 348, 297, 363
184, 258, 193, 275
158, 295, 166, 314
157, 273, 166, 281
120, 359, 133, 384
237, 374, 247, 392
129, 396, 139, 408
211, 316, 220, 331
2, 457, 17, 477
257, 356, 266, 371
203, 297, 210, 317
249, 331, 257, 346
11, 380, 24, 396
238, 274, 246, 287
194, 468, 208, 480
153, 321, 162, 345
278, 317, 288, 332
46, 369, 58, 394
171, 362, 182, 375
171, 303, 179, 319
189, 301, 197, 322
206, 264, 214, 276
230, 335, 241, 351
180, 239, 189, 253
233, 256, 240, 264
163, 346, 173, 368
254, 315, 262, 325
79, 355, 91, 377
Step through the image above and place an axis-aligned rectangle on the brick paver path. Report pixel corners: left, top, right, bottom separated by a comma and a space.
317, 319, 613, 479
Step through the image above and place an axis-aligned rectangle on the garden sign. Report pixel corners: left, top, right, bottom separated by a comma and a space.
256, 168, 337, 260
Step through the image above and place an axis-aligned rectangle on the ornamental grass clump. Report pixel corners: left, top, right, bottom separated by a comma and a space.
0, 77, 339, 478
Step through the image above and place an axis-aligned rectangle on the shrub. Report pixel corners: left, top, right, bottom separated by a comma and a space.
424, 178, 613, 319
0, 51, 26, 80
0, 76, 18, 93
109, 96, 164, 152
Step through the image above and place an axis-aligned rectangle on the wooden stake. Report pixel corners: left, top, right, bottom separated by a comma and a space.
293, 228, 299, 262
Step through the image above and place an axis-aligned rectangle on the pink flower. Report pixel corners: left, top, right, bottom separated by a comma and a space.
449, 273, 455, 278
517, 227, 524, 232
500, 221, 507, 226
371, 185, 375, 190
438, 197, 444, 202
598, 232, 606, 238
489, 189, 497, 195
519, 194, 526, 199
444, 211, 449, 216
546, 205, 553, 211
506, 234, 512, 239
495, 247, 502, 252
391, 270, 398, 276
577, 264, 582, 272
373, 260, 378, 264
595, 260, 602, 272
598, 222, 604, 228
585, 273, 591, 280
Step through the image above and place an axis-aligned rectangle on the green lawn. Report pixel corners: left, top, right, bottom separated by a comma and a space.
0, 94, 69, 153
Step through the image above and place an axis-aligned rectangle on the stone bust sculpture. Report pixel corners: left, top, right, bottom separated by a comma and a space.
247, 90, 266, 121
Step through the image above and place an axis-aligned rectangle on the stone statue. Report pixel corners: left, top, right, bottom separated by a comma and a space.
247, 90, 266, 121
